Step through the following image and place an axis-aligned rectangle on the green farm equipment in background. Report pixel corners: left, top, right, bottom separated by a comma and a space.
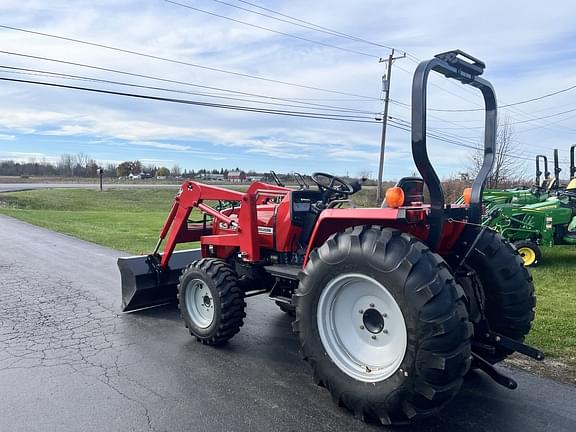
457, 153, 557, 212
569, 144, 576, 190
485, 146, 576, 266
483, 152, 561, 210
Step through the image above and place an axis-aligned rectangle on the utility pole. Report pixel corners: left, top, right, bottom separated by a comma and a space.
376, 49, 406, 202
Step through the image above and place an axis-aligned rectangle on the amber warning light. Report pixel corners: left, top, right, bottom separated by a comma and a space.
463, 188, 472, 205
385, 187, 405, 208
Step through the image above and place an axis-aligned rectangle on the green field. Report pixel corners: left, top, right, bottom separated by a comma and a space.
0, 188, 184, 253
0, 188, 575, 368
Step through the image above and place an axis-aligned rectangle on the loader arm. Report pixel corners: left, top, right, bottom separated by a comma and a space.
155, 181, 266, 268
118, 180, 291, 312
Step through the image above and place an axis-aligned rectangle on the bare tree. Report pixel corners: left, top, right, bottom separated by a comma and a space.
58, 154, 74, 177
171, 164, 181, 177
469, 116, 526, 188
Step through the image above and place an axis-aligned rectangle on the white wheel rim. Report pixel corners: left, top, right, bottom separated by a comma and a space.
317, 273, 407, 383
185, 279, 215, 328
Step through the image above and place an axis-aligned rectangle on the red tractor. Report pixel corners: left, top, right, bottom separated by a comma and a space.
119, 51, 542, 424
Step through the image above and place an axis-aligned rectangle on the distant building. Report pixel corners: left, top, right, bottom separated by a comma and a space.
228, 170, 247, 183
128, 172, 152, 180
199, 173, 225, 181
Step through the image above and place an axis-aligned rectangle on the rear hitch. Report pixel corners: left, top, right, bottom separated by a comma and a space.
484, 331, 545, 361
471, 329, 544, 390
472, 353, 517, 390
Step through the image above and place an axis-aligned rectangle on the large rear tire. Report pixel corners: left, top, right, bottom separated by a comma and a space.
457, 228, 536, 363
178, 258, 246, 345
294, 227, 472, 424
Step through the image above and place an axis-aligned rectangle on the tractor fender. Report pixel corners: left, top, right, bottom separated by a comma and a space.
303, 208, 429, 265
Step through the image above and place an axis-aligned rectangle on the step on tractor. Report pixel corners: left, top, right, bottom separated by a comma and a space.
118, 51, 543, 425
486, 147, 576, 266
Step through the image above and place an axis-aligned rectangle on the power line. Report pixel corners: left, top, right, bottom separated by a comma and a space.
401, 55, 576, 134
514, 113, 576, 135
184, 2, 576, 134
4, 74, 560, 167
206, 0, 397, 51
165, 0, 382, 59
388, 116, 570, 163
425, 106, 576, 129
0, 51, 377, 115
0, 76, 382, 123
391, 83, 576, 112
0, 65, 379, 116
390, 105, 576, 155
390, 74, 576, 134
0, 24, 380, 100
1, 17, 568, 161
225, 0, 507, 125
0, 73, 519, 160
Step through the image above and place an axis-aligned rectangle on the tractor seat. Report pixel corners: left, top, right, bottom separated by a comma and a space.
382, 177, 425, 207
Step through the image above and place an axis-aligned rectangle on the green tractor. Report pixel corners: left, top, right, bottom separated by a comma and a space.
458, 154, 555, 212
482, 153, 558, 210
569, 144, 576, 190
486, 147, 576, 266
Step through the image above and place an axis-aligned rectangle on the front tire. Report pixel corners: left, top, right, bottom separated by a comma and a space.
178, 258, 246, 345
294, 227, 472, 424
513, 240, 542, 267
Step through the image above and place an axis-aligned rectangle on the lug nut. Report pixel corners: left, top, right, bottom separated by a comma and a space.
383, 330, 389, 334
360, 325, 365, 330
382, 313, 388, 318
371, 335, 377, 340
369, 303, 375, 308
359, 309, 364, 314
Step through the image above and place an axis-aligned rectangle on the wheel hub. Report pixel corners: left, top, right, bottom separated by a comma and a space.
203, 295, 212, 308
518, 247, 536, 266
185, 279, 215, 329
362, 308, 385, 334
317, 273, 407, 383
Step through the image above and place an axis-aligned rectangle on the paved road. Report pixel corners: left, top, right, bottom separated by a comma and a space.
0, 183, 181, 192
0, 182, 377, 193
0, 214, 575, 432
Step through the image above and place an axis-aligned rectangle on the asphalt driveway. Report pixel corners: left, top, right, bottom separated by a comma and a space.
0, 214, 574, 431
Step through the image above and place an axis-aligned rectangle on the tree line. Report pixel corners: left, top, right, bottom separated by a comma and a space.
0, 153, 262, 179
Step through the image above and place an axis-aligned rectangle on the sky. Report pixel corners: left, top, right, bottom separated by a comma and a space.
0, 0, 575, 179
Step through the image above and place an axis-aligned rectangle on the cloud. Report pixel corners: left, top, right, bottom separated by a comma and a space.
0, 0, 573, 178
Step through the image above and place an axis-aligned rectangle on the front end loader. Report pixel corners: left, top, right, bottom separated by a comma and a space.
118, 50, 543, 425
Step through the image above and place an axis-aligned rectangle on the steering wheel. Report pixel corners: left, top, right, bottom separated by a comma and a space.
559, 188, 576, 200
311, 172, 355, 195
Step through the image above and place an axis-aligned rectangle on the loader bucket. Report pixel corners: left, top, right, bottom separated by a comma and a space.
118, 249, 202, 312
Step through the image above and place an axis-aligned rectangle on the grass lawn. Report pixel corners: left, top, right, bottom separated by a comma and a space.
0, 188, 188, 253
0, 188, 575, 369
526, 246, 576, 365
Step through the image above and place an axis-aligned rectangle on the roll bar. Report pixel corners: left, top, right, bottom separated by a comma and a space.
553, 149, 561, 190
411, 50, 496, 250
571, 145, 576, 179
535, 155, 549, 187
